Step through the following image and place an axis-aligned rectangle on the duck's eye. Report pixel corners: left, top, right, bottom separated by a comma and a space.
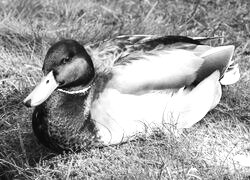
61, 57, 70, 64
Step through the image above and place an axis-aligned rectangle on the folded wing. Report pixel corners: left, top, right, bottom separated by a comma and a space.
107, 44, 236, 94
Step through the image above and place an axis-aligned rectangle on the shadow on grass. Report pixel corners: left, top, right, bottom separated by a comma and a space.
220, 80, 250, 126
0, 88, 57, 179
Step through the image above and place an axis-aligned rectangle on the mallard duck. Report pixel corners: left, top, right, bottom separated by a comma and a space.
23, 35, 240, 152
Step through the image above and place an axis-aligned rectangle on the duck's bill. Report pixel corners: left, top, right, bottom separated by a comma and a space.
23, 71, 59, 107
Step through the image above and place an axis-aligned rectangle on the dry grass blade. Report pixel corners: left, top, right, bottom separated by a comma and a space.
17, 123, 28, 166
65, 157, 74, 180
142, 1, 158, 24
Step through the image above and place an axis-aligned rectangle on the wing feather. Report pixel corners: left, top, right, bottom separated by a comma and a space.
107, 50, 204, 94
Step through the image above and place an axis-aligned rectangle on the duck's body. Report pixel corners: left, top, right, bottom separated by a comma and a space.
24, 35, 240, 152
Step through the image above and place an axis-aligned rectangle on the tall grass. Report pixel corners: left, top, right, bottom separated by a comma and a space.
0, 0, 249, 179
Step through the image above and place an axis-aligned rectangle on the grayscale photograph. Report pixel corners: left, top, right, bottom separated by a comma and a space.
0, 0, 249, 179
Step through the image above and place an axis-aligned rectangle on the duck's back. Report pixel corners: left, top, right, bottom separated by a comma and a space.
86, 35, 202, 73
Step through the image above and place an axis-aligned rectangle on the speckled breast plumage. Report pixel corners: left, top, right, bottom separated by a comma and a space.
32, 89, 101, 152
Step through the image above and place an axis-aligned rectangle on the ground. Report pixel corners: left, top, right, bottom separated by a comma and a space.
0, 0, 249, 179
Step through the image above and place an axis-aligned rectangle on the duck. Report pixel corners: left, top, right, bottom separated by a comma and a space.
23, 35, 240, 152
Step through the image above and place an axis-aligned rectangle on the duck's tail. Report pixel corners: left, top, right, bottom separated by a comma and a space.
220, 61, 240, 85
192, 37, 240, 85
195, 45, 240, 86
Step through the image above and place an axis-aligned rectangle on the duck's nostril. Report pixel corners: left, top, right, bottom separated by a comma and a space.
59, 80, 65, 86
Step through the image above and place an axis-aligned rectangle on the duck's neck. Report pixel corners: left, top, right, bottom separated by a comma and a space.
57, 76, 95, 95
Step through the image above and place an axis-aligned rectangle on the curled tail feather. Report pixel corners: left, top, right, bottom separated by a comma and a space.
220, 62, 240, 85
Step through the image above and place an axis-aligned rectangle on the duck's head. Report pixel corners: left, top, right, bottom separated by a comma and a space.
23, 39, 95, 107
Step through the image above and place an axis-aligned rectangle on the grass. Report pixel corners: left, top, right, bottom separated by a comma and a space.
0, 0, 249, 179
